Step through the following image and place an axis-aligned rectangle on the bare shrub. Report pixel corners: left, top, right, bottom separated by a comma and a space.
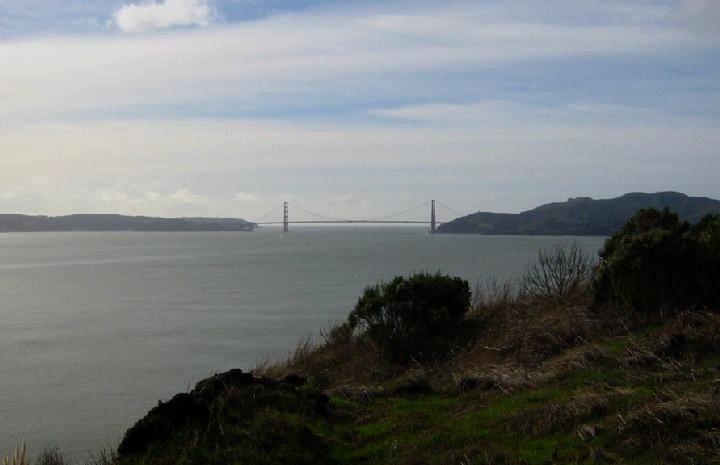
520, 243, 595, 305
472, 276, 515, 313
83, 448, 118, 465
34, 447, 68, 465
320, 321, 354, 346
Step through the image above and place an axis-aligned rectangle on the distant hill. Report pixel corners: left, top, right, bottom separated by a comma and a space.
0, 214, 255, 232
437, 192, 720, 235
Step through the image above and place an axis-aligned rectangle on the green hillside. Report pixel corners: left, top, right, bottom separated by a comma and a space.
438, 192, 720, 235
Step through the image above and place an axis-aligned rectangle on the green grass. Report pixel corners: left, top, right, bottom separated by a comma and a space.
336, 385, 595, 465
602, 336, 633, 357
329, 351, 696, 465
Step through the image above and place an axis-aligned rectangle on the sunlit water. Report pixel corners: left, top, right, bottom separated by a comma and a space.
0, 228, 605, 459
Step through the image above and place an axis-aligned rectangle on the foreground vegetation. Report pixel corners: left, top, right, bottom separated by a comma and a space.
6, 208, 720, 465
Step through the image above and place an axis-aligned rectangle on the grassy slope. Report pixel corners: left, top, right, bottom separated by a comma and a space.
328, 327, 719, 465
117, 306, 720, 465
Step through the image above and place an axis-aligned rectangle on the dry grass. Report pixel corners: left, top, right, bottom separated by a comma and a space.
617, 392, 720, 462
508, 390, 612, 435
82, 448, 117, 465
3, 444, 27, 465
654, 310, 720, 358
452, 365, 530, 394
34, 447, 69, 465
457, 295, 616, 373
471, 277, 516, 315
1, 446, 115, 465
254, 322, 391, 389
256, 273, 625, 396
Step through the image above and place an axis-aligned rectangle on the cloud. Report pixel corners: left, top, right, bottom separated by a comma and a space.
0, 3, 700, 120
0, 1, 718, 216
369, 101, 516, 123
235, 192, 260, 202
0, 177, 211, 216
93, 181, 204, 214
368, 100, 680, 127
675, 0, 720, 37
0, 112, 718, 217
114, 0, 211, 33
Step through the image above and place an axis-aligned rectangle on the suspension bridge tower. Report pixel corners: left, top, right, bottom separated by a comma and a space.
430, 199, 436, 234
283, 202, 289, 232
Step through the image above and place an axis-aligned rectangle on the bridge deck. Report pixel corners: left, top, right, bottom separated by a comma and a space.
256, 220, 444, 225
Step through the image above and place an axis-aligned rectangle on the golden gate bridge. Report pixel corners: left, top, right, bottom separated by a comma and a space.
248, 200, 467, 233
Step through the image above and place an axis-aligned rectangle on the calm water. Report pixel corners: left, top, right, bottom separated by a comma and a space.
0, 228, 605, 459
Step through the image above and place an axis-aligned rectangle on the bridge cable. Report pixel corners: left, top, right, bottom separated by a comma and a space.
250, 205, 284, 223
435, 201, 471, 219
287, 203, 352, 222
289, 200, 431, 223
359, 201, 431, 222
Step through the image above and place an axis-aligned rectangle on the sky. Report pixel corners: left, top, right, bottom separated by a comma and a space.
0, 0, 719, 221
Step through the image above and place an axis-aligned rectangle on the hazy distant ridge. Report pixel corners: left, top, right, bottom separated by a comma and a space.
0, 214, 254, 232
437, 192, 720, 235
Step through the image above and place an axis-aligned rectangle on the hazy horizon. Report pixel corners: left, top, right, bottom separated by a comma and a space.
0, 190, 717, 221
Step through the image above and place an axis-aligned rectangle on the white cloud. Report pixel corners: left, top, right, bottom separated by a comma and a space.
235, 192, 259, 202
370, 101, 682, 126
370, 101, 515, 123
93, 181, 206, 215
168, 188, 201, 203
114, 0, 211, 33
0, 178, 209, 216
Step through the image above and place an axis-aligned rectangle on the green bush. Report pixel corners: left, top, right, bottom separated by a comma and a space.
347, 272, 471, 364
595, 208, 720, 317
693, 214, 720, 308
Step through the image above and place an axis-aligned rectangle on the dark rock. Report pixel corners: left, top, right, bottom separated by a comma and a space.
655, 333, 689, 358
457, 377, 498, 393
310, 393, 332, 416
119, 369, 261, 456
392, 376, 433, 395
283, 373, 307, 387
457, 377, 483, 392
117, 393, 208, 456
193, 368, 254, 398
117, 369, 330, 458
